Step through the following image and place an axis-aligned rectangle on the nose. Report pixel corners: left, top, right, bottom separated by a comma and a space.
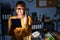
18, 8, 21, 10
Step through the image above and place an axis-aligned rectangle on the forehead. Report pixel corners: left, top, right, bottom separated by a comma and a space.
16, 5, 25, 8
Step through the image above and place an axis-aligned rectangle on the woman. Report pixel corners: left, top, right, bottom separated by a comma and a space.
8, 1, 32, 40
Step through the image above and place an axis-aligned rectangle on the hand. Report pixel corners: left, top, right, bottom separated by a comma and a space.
14, 28, 22, 36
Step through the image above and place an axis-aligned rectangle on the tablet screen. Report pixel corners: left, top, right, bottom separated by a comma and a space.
11, 19, 22, 30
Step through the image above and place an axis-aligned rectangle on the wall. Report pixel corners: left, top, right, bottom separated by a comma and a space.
0, 0, 58, 32
1, 0, 60, 32
1, 0, 57, 19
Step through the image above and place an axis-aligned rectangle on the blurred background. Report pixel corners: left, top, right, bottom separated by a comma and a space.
0, 0, 60, 40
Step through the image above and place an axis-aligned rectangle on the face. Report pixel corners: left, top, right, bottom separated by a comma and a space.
15, 5, 25, 15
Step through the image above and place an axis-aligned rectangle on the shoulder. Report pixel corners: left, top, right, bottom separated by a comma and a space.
28, 16, 32, 23
28, 16, 32, 19
9, 16, 17, 19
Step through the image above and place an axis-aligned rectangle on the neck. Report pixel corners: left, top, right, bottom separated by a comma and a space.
16, 14, 25, 19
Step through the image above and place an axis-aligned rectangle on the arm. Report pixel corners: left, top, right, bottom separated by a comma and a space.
26, 16, 32, 30
8, 18, 11, 33
8, 17, 13, 36
25, 16, 33, 36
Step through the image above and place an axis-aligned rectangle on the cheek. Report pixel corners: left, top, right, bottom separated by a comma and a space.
16, 10, 19, 13
21, 10, 24, 13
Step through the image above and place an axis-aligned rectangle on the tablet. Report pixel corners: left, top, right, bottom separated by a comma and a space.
11, 19, 22, 30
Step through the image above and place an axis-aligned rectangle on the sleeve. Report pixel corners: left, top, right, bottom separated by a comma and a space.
8, 18, 11, 32
8, 17, 13, 36
28, 16, 33, 25
25, 16, 33, 36
27, 16, 33, 30
8, 17, 15, 36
